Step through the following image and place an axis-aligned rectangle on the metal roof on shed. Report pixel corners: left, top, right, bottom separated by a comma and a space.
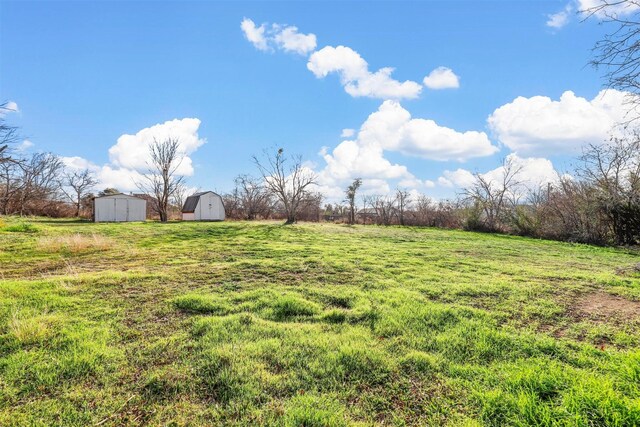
181, 191, 222, 213
93, 193, 146, 200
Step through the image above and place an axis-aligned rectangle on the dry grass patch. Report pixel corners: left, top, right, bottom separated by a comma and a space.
37, 233, 114, 253
8, 309, 62, 345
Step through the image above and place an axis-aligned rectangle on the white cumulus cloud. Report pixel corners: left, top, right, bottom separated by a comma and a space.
483, 155, 558, 189
1, 101, 19, 116
242, 19, 423, 99
547, 3, 574, 28
578, 0, 640, 17
17, 140, 33, 152
307, 46, 422, 100
340, 128, 355, 138
241, 18, 268, 51
61, 157, 143, 192
438, 169, 476, 188
62, 118, 206, 193
437, 154, 559, 193
241, 18, 316, 55
548, 0, 640, 28
360, 100, 498, 161
273, 25, 317, 55
319, 139, 411, 184
423, 67, 460, 89
399, 178, 435, 189
487, 89, 630, 155
5, 101, 19, 112
61, 156, 99, 171
109, 118, 205, 176
97, 165, 147, 192
316, 101, 498, 199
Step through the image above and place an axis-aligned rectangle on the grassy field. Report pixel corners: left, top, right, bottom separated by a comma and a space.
0, 218, 639, 426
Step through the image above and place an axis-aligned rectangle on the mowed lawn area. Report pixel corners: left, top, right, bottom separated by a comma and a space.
0, 218, 639, 426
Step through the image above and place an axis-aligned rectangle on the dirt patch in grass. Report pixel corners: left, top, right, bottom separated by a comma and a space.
545, 291, 640, 342
573, 291, 640, 321
615, 262, 640, 277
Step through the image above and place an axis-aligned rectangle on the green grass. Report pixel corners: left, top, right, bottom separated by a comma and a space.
0, 217, 639, 426
1, 221, 39, 233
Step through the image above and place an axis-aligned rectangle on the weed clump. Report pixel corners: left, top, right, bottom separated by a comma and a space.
281, 394, 348, 427
143, 366, 193, 400
321, 309, 348, 324
399, 351, 439, 375
7, 310, 62, 346
3, 222, 38, 233
198, 347, 256, 403
173, 294, 232, 315
269, 295, 320, 321
328, 344, 391, 384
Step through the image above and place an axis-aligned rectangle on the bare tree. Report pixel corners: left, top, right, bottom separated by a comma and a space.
234, 174, 273, 220
323, 202, 348, 222
539, 176, 610, 244
171, 182, 192, 215
345, 178, 362, 225
578, 136, 640, 244
0, 102, 21, 212
367, 195, 396, 226
60, 169, 97, 217
586, 1, 640, 120
296, 191, 324, 222
361, 195, 374, 224
13, 153, 64, 216
395, 188, 411, 226
411, 194, 436, 226
137, 137, 185, 222
0, 159, 22, 214
253, 148, 316, 224
222, 188, 242, 219
463, 157, 523, 232
0, 102, 20, 162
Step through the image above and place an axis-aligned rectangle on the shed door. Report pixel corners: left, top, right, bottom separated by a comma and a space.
97, 199, 115, 222
206, 198, 214, 220
211, 198, 221, 219
115, 199, 129, 222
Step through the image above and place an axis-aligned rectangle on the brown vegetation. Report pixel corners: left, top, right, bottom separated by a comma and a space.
37, 233, 114, 253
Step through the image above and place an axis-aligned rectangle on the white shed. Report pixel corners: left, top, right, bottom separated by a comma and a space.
181, 191, 225, 221
93, 194, 147, 222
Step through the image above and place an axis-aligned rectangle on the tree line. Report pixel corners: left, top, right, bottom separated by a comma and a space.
220, 133, 640, 247
3, 0, 640, 244
2, 101, 639, 246
462, 136, 639, 246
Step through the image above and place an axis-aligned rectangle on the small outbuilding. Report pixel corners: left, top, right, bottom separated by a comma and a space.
182, 191, 225, 221
93, 193, 147, 222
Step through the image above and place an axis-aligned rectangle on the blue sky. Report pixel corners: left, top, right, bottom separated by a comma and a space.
1, 0, 631, 201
